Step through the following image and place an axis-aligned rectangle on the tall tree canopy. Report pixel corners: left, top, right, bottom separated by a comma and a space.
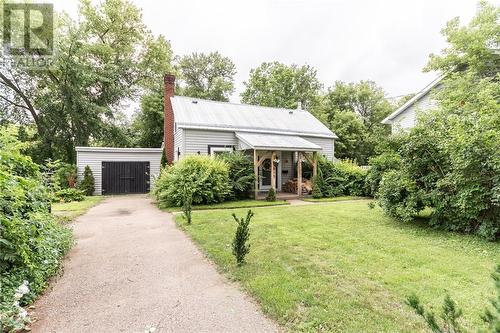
318, 81, 393, 164
0, 0, 174, 163
178, 51, 236, 102
241, 62, 322, 109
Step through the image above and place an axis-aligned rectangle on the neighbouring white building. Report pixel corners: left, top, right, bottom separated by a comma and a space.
382, 76, 443, 133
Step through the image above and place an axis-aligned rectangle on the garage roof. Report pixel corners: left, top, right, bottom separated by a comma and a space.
75, 147, 163, 153
236, 132, 321, 151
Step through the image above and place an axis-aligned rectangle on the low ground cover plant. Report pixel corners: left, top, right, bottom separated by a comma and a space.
0, 129, 73, 331
53, 188, 85, 203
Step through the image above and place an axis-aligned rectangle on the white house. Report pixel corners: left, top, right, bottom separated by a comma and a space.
382, 76, 443, 133
162, 74, 337, 197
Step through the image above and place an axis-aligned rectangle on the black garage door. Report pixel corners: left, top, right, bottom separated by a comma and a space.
102, 161, 150, 194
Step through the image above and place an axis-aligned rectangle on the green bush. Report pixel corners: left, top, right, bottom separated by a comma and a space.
79, 165, 95, 196
232, 210, 253, 265
365, 152, 402, 197
55, 163, 77, 189
266, 187, 276, 202
217, 152, 255, 200
311, 176, 323, 199
54, 188, 85, 203
154, 155, 231, 207
317, 158, 368, 197
0, 128, 73, 330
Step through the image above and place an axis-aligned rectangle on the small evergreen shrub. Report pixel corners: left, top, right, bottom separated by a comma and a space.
312, 176, 323, 199
79, 165, 95, 196
160, 149, 167, 167
55, 163, 77, 188
182, 186, 193, 224
232, 210, 253, 265
54, 188, 85, 203
266, 187, 276, 202
217, 152, 255, 200
154, 155, 230, 207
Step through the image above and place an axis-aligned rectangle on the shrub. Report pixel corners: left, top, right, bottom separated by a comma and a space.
0, 128, 73, 331
55, 163, 77, 189
266, 187, 276, 202
317, 158, 368, 197
79, 165, 95, 196
217, 152, 255, 200
154, 155, 231, 207
182, 186, 193, 224
365, 152, 401, 197
54, 188, 85, 203
232, 210, 253, 265
160, 149, 167, 167
377, 171, 425, 222
311, 176, 323, 199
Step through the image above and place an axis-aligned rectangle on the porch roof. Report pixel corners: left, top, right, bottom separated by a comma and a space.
236, 132, 321, 151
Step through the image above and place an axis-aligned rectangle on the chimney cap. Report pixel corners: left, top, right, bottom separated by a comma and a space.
164, 74, 175, 84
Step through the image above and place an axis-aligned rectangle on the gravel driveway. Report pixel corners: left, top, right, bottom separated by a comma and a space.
31, 195, 278, 333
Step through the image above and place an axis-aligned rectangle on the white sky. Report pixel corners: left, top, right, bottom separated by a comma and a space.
53, 0, 495, 109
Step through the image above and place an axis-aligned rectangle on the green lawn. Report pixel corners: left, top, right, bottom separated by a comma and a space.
52, 196, 105, 222
161, 199, 289, 212
302, 196, 371, 202
175, 201, 499, 332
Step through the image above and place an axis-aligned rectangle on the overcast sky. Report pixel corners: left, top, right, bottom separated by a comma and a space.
53, 0, 495, 106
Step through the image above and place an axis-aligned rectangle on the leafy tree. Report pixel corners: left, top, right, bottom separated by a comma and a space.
132, 88, 164, 148
241, 62, 322, 109
178, 51, 236, 101
232, 210, 253, 265
0, 0, 174, 163
318, 81, 393, 164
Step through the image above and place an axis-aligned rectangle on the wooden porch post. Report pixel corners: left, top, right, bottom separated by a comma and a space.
312, 152, 318, 179
271, 151, 276, 190
253, 149, 258, 199
297, 152, 302, 196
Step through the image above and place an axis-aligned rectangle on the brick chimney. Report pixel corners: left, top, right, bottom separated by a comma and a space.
163, 74, 175, 164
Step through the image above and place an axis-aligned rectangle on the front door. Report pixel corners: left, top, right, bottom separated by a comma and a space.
259, 158, 272, 190
258, 153, 281, 190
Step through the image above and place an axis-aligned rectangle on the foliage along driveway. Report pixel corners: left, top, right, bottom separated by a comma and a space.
31, 195, 278, 333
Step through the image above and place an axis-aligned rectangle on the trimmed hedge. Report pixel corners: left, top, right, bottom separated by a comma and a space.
154, 155, 231, 207
315, 158, 368, 198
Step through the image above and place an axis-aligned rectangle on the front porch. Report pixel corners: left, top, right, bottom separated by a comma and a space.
235, 131, 320, 199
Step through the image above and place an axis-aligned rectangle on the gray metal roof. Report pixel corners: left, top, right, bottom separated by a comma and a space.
382, 76, 443, 124
172, 96, 337, 139
75, 147, 163, 153
236, 132, 322, 151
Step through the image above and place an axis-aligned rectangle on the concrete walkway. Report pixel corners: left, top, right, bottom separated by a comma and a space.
31, 195, 278, 333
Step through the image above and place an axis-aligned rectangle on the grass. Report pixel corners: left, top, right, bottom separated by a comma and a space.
52, 196, 105, 222
302, 196, 371, 202
161, 199, 289, 212
175, 201, 499, 332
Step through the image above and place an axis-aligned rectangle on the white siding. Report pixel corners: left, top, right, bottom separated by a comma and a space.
301, 136, 335, 161
181, 129, 335, 161
76, 149, 162, 195
183, 129, 237, 156
173, 126, 184, 161
392, 90, 438, 133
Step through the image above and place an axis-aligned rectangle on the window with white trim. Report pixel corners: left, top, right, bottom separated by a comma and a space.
210, 146, 233, 156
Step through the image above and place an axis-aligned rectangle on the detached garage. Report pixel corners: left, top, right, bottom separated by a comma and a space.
76, 147, 163, 195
